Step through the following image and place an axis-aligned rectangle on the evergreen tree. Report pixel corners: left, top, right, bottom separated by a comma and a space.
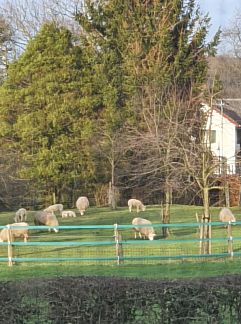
0, 23, 97, 204
76, 0, 220, 223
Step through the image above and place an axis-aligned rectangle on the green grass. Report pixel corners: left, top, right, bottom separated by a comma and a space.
1, 204, 241, 281
0, 260, 241, 281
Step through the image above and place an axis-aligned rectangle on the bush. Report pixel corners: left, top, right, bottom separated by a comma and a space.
1, 275, 241, 323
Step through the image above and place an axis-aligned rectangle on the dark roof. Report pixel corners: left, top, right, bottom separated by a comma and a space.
214, 101, 241, 126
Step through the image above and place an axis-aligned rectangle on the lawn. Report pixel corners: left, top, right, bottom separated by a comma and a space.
1, 204, 241, 281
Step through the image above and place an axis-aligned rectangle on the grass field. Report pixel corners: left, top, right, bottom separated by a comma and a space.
1, 204, 241, 281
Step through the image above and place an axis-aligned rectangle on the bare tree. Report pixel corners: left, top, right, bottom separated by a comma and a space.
208, 10, 241, 100
0, 15, 13, 79
1, 0, 83, 55
93, 126, 127, 210
123, 86, 198, 237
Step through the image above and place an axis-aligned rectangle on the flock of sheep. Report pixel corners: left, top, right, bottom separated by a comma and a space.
0, 196, 90, 243
0, 197, 237, 244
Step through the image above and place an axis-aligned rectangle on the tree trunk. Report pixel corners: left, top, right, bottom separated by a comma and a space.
52, 191, 56, 205
108, 181, 116, 210
201, 187, 211, 254
162, 187, 171, 237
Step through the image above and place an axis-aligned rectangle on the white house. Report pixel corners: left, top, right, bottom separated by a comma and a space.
203, 102, 241, 175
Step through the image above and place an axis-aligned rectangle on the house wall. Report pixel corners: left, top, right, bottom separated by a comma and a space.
205, 106, 237, 174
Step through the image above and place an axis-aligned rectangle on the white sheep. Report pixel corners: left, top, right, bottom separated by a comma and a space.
61, 210, 76, 218
132, 217, 156, 241
0, 222, 29, 243
44, 204, 63, 214
219, 207, 236, 224
76, 196, 89, 216
128, 199, 146, 213
14, 208, 27, 222
34, 211, 59, 233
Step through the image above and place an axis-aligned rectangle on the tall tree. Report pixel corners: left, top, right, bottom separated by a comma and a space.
76, 0, 220, 230
0, 23, 98, 204
76, 1, 133, 209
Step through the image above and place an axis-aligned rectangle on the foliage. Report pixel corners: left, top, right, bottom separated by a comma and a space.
1, 275, 241, 323
0, 23, 98, 202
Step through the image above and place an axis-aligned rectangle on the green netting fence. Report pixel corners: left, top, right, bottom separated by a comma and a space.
0, 221, 240, 266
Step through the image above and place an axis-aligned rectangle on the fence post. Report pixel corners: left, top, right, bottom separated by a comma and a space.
7, 225, 13, 266
227, 222, 233, 258
199, 216, 204, 254
113, 223, 124, 264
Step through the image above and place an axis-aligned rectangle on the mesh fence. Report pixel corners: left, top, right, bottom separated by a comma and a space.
0, 221, 240, 266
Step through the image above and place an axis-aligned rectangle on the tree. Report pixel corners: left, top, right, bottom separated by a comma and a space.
1, 0, 82, 55
120, 0, 219, 235
0, 23, 98, 204
0, 15, 13, 81
76, 0, 133, 209
76, 0, 220, 226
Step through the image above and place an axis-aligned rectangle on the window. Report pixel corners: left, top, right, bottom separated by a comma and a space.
202, 129, 216, 144
237, 128, 241, 144
210, 130, 216, 144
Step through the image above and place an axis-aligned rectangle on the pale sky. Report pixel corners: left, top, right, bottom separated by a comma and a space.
198, 0, 241, 40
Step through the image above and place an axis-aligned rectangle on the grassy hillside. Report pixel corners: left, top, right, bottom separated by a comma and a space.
0, 204, 241, 281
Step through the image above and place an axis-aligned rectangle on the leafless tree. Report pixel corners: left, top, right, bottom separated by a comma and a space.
0, 0, 83, 55
0, 15, 13, 79
93, 126, 128, 210
208, 10, 241, 100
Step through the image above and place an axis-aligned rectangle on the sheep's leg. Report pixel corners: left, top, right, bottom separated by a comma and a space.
129, 206, 132, 212
138, 232, 142, 239
24, 234, 28, 243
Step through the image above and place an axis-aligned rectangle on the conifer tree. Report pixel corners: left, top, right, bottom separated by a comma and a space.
0, 23, 97, 203
76, 0, 220, 225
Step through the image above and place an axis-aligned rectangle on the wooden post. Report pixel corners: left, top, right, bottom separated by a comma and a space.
227, 222, 233, 259
196, 212, 200, 235
7, 225, 13, 267
113, 224, 124, 264
225, 181, 230, 208
209, 220, 212, 255
199, 216, 204, 254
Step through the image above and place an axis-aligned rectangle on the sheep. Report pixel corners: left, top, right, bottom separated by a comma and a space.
0, 222, 29, 243
132, 217, 156, 241
128, 199, 146, 213
76, 196, 89, 216
219, 207, 236, 224
14, 208, 27, 222
61, 210, 76, 218
34, 211, 59, 233
44, 204, 63, 215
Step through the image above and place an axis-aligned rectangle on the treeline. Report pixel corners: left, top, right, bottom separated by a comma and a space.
0, 0, 220, 211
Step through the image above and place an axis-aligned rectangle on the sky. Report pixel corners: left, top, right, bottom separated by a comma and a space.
197, 0, 241, 40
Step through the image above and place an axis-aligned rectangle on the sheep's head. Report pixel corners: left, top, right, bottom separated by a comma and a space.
148, 233, 156, 241
141, 205, 146, 211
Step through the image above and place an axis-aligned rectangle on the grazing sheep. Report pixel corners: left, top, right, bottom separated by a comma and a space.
61, 210, 76, 218
44, 204, 63, 214
76, 196, 89, 216
132, 217, 156, 241
219, 207, 236, 224
14, 208, 27, 222
0, 222, 29, 243
34, 211, 59, 233
128, 199, 146, 213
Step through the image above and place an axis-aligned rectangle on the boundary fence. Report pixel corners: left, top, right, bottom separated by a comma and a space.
0, 221, 241, 266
